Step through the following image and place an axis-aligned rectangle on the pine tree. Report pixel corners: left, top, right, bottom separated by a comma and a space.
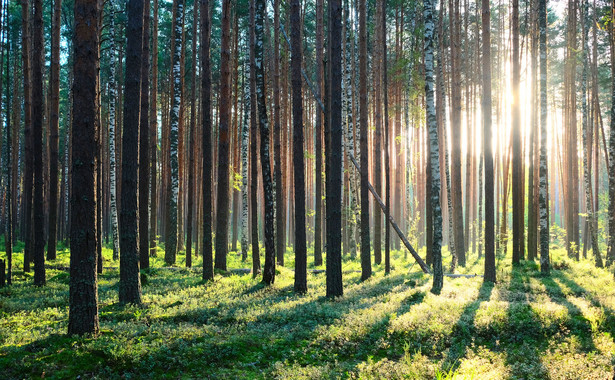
119, 0, 143, 304
255, 0, 276, 285
291, 0, 307, 293
68, 0, 101, 334
326, 0, 343, 298
359, 0, 371, 282
215, 0, 232, 271
200, 0, 214, 281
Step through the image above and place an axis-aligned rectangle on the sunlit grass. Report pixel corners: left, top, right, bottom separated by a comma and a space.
1, 241, 615, 378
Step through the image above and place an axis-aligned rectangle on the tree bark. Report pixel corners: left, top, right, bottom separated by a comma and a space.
119, 0, 143, 304
326, 0, 343, 298
47, 0, 62, 261
200, 0, 214, 281
139, 0, 151, 269
68, 0, 101, 334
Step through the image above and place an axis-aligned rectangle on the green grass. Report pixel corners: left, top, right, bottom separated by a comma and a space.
1, 242, 615, 379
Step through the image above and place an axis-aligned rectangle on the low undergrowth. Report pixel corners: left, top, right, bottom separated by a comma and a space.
1, 243, 615, 379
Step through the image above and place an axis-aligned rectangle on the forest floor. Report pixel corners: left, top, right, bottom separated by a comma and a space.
1, 241, 615, 379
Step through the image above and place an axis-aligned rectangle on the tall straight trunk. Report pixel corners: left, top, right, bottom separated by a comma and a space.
186, 1, 198, 268
240, 69, 250, 262
482, 0, 495, 282
314, 0, 324, 266
47, 0, 61, 261
382, 0, 391, 274
424, 0, 443, 293
290, 0, 306, 293
149, 0, 159, 258
581, 0, 601, 267
609, 0, 615, 263
449, 0, 465, 266
215, 0, 231, 271
31, 0, 45, 286
21, 0, 32, 273
5, 34, 12, 286
68, 0, 101, 334
120, 0, 143, 304
165, 0, 184, 265
359, 0, 371, 281
249, 0, 261, 277
539, 0, 550, 274
108, 0, 120, 261
274, 0, 285, 266
565, 0, 579, 260
326, 0, 343, 298
139, 0, 151, 269
344, 2, 358, 258
200, 0, 214, 281
527, 0, 539, 261
511, 0, 523, 264
255, 0, 276, 285
372, 0, 382, 265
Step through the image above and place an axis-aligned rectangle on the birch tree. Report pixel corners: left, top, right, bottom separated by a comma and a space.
165, 0, 184, 266
424, 0, 443, 294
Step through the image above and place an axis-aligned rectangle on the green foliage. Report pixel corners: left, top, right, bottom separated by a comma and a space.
2, 247, 615, 378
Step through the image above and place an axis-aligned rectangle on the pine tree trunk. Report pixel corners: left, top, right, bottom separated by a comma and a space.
249, 0, 261, 277
68, 0, 101, 334
31, 0, 45, 286
21, 0, 32, 273
511, 0, 523, 265
359, 0, 371, 281
274, 0, 285, 266
482, 0, 495, 283
314, 0, 324, 267
255, 0, 276, 285
119, 0, 143, 304
326, 0, 343, 298
47, 0, 61, 261
200, 0, 214, 281
149, 0, 159, 258
186, 1, 198, 268
139, 0, 151, 269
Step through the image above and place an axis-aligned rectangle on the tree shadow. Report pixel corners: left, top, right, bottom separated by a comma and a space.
440, 281, 494, 372
502, 266, 549, 380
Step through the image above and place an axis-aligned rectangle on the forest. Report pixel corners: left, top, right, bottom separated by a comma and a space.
1, 0, 615, 376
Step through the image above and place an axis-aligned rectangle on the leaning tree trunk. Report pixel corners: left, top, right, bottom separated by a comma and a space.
68, 0, 101, 334
255, 0, 276, 285
119, 0, 143, 304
